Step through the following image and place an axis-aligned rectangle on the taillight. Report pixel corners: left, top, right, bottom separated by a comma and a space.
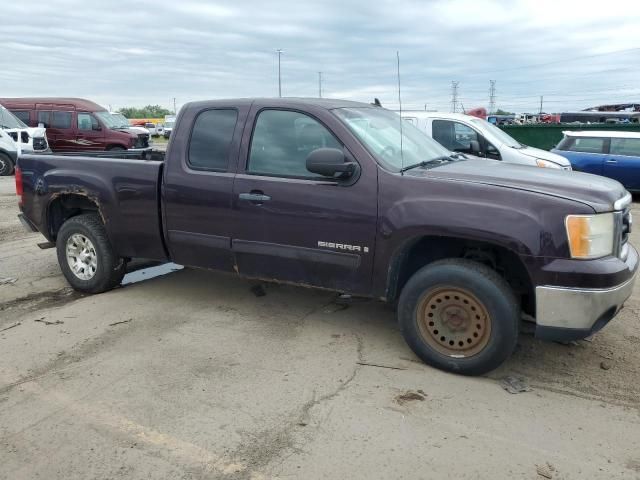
15, 167, 23, 206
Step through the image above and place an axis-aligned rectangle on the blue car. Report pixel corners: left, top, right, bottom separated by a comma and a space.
552, 131, 640, 192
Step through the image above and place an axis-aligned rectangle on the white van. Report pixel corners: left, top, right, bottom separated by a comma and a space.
0, 128, 18, 175
402, 112, 571, 169
0, 103, 49, 162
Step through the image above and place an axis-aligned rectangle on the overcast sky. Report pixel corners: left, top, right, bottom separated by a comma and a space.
2, 0, 640, 113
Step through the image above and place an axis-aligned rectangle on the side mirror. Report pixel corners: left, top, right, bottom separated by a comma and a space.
306, 148, 356, 178
469, 140, 481, 155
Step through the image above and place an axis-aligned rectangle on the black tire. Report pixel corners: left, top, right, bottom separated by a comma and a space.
398, 258, 519, 376
56, 213, 126, 294
0, 152, 15, 176
107, 146, 126, 152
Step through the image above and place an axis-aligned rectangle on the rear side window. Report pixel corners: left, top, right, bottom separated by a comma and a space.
610, 138, 640, 157
37, 111, 51, 128
566, 137, 605, 154
248, 109, 341, 178
188, 109, 238, 171
51, 111, 72, 129
13, 111, 30, 125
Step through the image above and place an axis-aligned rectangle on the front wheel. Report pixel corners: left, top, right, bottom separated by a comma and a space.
398, 259, 519, 376
0, 152, 15, 176
56, 213, 126, 293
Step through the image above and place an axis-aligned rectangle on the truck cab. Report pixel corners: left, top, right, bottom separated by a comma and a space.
403, 111, 571, 169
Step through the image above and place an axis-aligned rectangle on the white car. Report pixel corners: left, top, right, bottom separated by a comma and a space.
0, 128, 18, 175
0, 103, 49, 161
402, 112, 571, 169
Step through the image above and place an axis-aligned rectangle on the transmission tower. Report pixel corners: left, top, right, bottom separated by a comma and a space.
489, 80, 496, 114
451, 81, 459, 113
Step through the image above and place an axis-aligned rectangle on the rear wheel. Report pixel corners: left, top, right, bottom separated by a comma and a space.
56, 213, 126, 293
0, 152, 15, 176
398, 259, 519, 376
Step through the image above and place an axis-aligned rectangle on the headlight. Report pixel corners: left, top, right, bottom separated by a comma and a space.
565, 213, 614, 259
536, 158, 561, 168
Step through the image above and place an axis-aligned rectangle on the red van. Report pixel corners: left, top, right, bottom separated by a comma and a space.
0, 98, 150, 153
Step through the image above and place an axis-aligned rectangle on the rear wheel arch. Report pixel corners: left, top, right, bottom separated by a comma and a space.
47, 193, 101, 240
386, 235, 535, 317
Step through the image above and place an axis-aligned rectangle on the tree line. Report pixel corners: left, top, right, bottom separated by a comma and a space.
119, 105, 173, 119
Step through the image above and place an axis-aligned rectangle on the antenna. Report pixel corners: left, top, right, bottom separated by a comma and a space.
397, 51, 404, 173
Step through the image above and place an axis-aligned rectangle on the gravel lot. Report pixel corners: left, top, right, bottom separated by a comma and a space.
1, 175, 639, 479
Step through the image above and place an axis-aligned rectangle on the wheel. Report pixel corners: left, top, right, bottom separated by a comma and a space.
398, 259, 519, 376
107, 146, 125, 152
56, 213, 126, 293
0, 152, 15, 176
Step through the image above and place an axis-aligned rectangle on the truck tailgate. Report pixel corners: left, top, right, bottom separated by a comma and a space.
18, 154, 167, 260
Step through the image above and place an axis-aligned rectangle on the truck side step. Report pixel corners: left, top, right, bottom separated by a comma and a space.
37, 241, 55, 250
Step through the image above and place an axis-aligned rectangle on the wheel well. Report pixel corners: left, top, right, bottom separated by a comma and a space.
48, 194, 100, 239
388, 236, 535, 316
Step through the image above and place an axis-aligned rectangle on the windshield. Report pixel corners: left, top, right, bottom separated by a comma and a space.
95, 111, 129, 129
0, 105, 28, 129
470, 118, 522, 148
111, 113, 132, 128
333, 107, 453, 171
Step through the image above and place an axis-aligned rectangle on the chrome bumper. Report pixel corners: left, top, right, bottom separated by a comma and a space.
535, 245, 638, 340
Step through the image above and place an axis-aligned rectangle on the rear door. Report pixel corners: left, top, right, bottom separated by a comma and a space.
162, 104, 250, 271
231, 105, 378, 295
605, 137, 640, 191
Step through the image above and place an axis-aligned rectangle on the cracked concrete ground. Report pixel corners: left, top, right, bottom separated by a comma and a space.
1, 176, 640, 479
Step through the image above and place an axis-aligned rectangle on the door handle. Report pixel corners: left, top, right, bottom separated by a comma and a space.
605, 159, 617, 163
239, 192, 271, 203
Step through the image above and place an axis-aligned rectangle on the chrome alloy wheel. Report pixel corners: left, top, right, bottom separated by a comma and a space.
66, 233, 98, 280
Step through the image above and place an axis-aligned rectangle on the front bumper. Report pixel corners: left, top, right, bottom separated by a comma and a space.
535, 244, 638, 341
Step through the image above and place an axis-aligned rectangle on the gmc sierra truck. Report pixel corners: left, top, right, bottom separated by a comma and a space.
16, 98, 638, 375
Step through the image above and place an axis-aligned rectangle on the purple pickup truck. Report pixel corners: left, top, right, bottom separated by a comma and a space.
15, 98, 638, 375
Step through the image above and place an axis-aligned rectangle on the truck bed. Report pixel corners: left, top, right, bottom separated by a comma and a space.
18, 153, 168, 261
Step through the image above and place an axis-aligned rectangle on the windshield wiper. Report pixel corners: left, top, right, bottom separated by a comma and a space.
400, 155, 460, 173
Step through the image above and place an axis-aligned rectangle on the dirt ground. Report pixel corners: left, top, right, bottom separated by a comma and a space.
1, 175, 639, 479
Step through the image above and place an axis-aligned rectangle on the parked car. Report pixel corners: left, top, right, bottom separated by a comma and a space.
0, 98, 150, 153
143, 122, 159, 136
163, 116, 176, 139
0, 103, 49, 174
110, 112, 151, 137
16, 98, 637, 376
0, 128, 18, 176
402, 112, 572, 169
552, 131, 640, 192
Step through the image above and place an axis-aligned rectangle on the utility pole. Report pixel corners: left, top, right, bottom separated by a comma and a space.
276, 49, 283, 97
318, 71, 322, 98
539, 95, 544, 114
451, 81, 459, 113
489, 80, 496, 114
173, 97, 176, 114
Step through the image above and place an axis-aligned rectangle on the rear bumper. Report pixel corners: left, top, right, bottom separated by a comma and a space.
535, 244, 638, 341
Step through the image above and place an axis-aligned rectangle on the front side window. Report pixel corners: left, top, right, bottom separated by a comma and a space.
248, 110, 341, 178
37, 111, 51, 128
610, 138, 640, 157
568, 137, 605, 154
77, 113, 98, 131
51, 111, 72, 129
188, 109, 238, 171
432, 120, 479, 151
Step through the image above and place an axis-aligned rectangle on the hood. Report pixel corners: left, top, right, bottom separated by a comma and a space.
518, 145, 571, 167
407, 159, 627, 213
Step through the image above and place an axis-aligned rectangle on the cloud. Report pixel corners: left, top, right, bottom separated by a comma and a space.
1, 0, 639, 113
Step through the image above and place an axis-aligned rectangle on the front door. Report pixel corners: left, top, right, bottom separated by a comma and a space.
605, 137, 640, 191
76, 112, 105, 151
39, 109, 74, 152
231, 107, 378, 295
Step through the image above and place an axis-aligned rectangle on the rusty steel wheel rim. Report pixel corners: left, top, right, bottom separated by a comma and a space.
416, 286, 491, 358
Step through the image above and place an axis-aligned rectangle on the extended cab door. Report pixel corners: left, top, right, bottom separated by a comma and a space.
604, 137, 640, 191
231, 105, 378, 295
162, 104, 250, 271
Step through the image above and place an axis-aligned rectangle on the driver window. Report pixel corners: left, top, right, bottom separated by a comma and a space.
77, 113, 98, 131
432, 120, 478, 152
248, 109, 342, 178
452, 122, 479, 151
485, 142, 501, 159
